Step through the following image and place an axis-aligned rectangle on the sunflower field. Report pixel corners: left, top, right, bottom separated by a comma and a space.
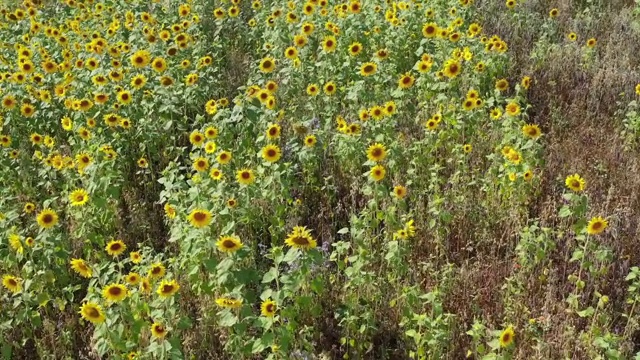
1, 0, 640, 359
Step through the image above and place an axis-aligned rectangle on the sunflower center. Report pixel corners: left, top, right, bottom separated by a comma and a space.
241, 172, 250, 179
42, 214, 53, 223
266, 303, 275, 312
222, 240, 236, 248
8, 279, 17, 287
110, 244, 122, 251
267, 149, 276, 157
592, 222, 602, 230
194, 212, 207, 222
292, 236, 310, 245
162, 285, 174, 293
364, 65, 374, 73
87, 307, 100, 318
109, 287, 122, 296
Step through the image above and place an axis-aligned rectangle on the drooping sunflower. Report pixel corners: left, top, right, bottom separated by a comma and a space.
522, 124, 542, 139
69, 189, 90, 206
151, 322, 168, 339
70, 258, 92, 278
236, 169, 256, 185
366, 143, 387, 162
79, 302, 105, 324
156, 279, 180, 298
499, 326, 515, 348
105, 239, 127, 257
216, 235, 243, 253
284, 226, 317, 250
261, 299, 277, 317
188, 208, 212, 228
587, 216, 608, 235
261, 144, 282, 163
37, 208, 59, 228
215, 297, 243, 309
102, 283, 128, 302
370, 165, 386, 182
2, 275, 21, 293
360, 62, 377, 76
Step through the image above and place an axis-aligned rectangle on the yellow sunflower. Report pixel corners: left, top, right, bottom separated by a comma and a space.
192, 157, 209, 172
236, 169, 255, 185
215, 297, 243, 309
126, 272, 141, 285
261, 299, 277, 317
360, 62, 377, 76
499, 326, 515, 348
2, 275, 21, 294
105, 239, 127, 257
216, 235, 243, 253
587, 216, 608, 235
151, 322, 168, 339
102, 283, 128, 302
261, 144, 282, 163
37, 209, 59, 228
70, 258, 92, 278
366, 143, 387, 162
370, 165, 386, 182
188, 208, 212, 228
565, 174, 586, 192
393, 185, 407, 199
69, 189, 90, 206
284, 226, 317, 250
79, 302, 105, 324
156, 279, 180, 298
522, 124, 541, 139
259, 57, 276, 73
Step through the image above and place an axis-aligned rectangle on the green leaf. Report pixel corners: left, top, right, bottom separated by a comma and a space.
337, 227, 349, 234
262, 267, 277, 283
282, 248, 300, 264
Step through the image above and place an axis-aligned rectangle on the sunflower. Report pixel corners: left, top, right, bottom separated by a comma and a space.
79, 302, 105, 324
215, 235, 243, 253
323, 81, 337, 95
24, 202, 35, 213
131, 74, 147, 89
117, 90, 132, 105
215, 297, 243, 309
284, 46, 298, 60
70, 258, 92, 278
209, 167, 224, 180
151, 322, 167, 339
422, 22, 438, 38
495, 79, 509, 91
567, 32, 577, 41
304, 135, 317, 147
102, 283, 128, 302
425, 118, 439, 131
586, 38, 597, 48
138, 158, 148, 168
261, 299, 277, 317
636, 84, 640, 96
192, 157, 209, 172
2, 275, 21, 293
260, 144, 282, 163
522, 124, 542, 139
151, 57, 167, 72
348, 42, 362, 56
188, 208, 212, 228
130, 50, 150, 68
205, 142, 217, 154
37, 208, 59, 228
266, 124, 281, 139
322, 35, 337, 52
306, 83, 319, 96
499, 326, 515, 348
587, 216, 608, 235
148, 262, 166, 279
393, 185, 407, 199
285, 226, 317, 250
442, 59, 461, 78
217, 151, 232, 164
130, 251, 143, 264
366, 143, 387, 162
157, 279, 180, 298
360, 62, 377, 76
227, 198, 238, 208
259, 57, 276, 73
189, 131, 205, 146
126, 272, 141, 285
370, 165, 386, 182
463, 144, 473, 153
490, 108, 503, 120
398, 73, 415, 89
505, 102, 521, 116
523, 170, 534, 181
549, 8, 559, 17
105, 239, 127, 257
236, 169, 256, 185
505, 0, 516, 9
69, 189, 89, 206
